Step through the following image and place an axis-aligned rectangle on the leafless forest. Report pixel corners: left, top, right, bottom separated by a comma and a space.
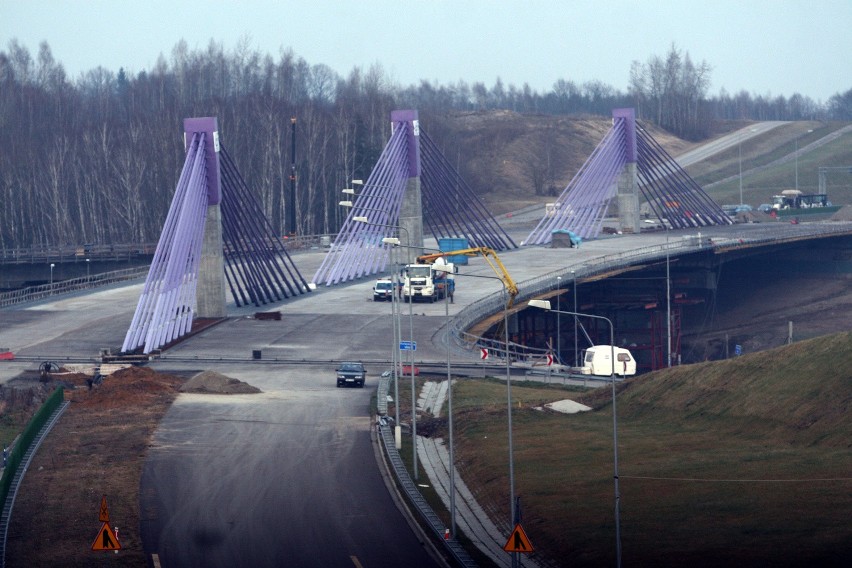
1, 40, 849, 250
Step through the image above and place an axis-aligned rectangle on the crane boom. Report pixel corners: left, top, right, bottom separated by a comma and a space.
417, 247, 519, 307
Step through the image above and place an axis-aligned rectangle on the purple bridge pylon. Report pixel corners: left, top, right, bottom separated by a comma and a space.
524, 108, 732, 245
122, 117, 310, 354
312, 109, 516, 287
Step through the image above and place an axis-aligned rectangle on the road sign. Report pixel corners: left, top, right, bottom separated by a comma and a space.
91, 522, 121, 551
480, 348, 489, 360
546, 353, 554, 366
735, 344, 742, 356
99, 495, 110, 522
503, 523, 534, 553
399, 340, 416, 351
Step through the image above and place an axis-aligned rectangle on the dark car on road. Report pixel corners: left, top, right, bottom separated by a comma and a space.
336, 362, 366, 388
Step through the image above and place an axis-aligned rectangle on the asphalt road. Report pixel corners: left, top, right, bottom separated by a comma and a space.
139, 363, 438, 568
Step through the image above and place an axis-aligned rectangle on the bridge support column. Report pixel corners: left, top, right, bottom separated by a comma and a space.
617, 162, 640, 234
614, 108, 640, 234
198, 205, 226, 317
392, 110, 424, 256
184, 117, 226, 318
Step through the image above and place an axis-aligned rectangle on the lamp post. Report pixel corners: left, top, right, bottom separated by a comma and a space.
50, 263, 55, 287
571, 270, 578, 368
456, 272, 516, 562
345, 208, 408, 451
666, 230, 672, 368
353, 216, 418, 480
556, 276, 561, 365
528, 299, 622, 567
795, 129, 814, 192
86, 258, 90, 278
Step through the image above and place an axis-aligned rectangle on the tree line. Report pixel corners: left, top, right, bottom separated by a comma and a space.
1, 39, 849, 250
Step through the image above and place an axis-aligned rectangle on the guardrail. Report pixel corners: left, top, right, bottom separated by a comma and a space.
0, 233, 339, 265
450, 222, 852, 360
0, 266, 149, 308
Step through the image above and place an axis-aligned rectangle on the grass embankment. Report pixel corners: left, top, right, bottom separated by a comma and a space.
427, 334, 851, 567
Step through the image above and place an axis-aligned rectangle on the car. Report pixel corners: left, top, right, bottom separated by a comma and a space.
336, 362, 366, 388
372, 279, 394, 301
757, 204, 773, 213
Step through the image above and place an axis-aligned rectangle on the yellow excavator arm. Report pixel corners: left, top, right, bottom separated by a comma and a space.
417, 247, 519, 307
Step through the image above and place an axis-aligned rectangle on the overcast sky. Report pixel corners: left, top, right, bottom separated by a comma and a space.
2, 0, 850, 103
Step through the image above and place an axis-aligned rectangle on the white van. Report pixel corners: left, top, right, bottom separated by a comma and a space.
580, 345, 636, 377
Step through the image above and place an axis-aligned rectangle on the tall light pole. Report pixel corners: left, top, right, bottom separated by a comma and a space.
795, 129, 814, 191
347, 210, 408, 451
456, 272, 515, 563
571, 269, 578, 368
666, 230, 672, 368
529, 299, 621, 567
50, 263, 55, 287
444, 261, 456, 538
556, 276, 561, 364
86, 258, 90, 278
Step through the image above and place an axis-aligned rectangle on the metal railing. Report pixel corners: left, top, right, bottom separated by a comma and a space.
450, 222, 852, 360
0, 233, 339, 266
0, 267, 149, 308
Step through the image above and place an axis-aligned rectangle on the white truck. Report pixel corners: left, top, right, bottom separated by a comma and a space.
580, 345, 637, 377
402, 258, 454, 303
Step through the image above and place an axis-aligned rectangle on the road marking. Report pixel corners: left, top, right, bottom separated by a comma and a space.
350, 555, 364, 568
151, 553, 162, 568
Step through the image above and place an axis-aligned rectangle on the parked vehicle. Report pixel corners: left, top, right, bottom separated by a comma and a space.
372, 279, 394, 301
336, 362, 366, 388
580, 346, 636, 377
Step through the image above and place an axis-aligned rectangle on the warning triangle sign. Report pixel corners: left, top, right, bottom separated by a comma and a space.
503, 523, 534, 553
99, 495, 110, 523
91, 522, 121, 551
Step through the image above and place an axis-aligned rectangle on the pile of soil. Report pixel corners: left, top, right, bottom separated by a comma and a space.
179, 370, 261, 394
5, 366, 184, 566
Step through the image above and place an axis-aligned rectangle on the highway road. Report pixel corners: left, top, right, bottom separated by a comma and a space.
138, 363, 438, 567
4, 222, 849, 566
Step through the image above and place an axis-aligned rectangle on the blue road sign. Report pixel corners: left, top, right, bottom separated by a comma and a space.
399, 341, 417, 351
735, 344, 742, 356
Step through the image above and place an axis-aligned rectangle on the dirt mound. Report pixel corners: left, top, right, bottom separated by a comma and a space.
830, 204, 852, 221
6, 367, 184, 565
180, 370, 261, 394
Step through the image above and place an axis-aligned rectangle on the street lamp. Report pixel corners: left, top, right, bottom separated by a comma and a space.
455, 271, 516, 561
795, 129, 814, 191
86, 258, 90, 278
571, 270, 578, 368
666, 230, 672, 368
50, 263, 55, 286
351, 217, 409, 452
556, 276, 561, 365
528, 299, 622, 568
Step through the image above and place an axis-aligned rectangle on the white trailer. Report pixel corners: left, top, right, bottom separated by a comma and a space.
580, 345, 636, 377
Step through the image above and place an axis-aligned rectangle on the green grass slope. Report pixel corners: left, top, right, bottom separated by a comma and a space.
453, 332, 852, 567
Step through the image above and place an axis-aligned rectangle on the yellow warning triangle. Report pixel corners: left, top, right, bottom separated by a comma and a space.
91, 522, 122, 551
503, 523, 534, 553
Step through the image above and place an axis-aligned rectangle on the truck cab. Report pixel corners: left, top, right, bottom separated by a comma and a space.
402, 261, 455, 303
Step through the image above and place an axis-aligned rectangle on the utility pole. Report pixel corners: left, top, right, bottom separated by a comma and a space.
288, 117, 297, 236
